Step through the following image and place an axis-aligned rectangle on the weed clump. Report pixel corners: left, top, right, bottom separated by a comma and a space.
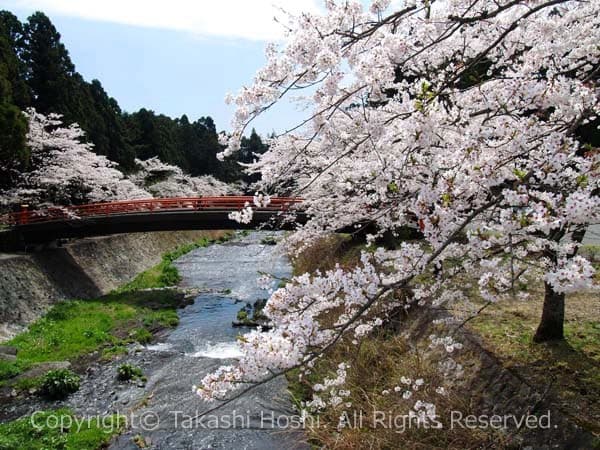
117, 364, 145, 382
130, 328, 153, 344
40, 369, 80, 399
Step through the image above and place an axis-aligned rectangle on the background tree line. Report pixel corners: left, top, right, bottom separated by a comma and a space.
0, 10, 267, 191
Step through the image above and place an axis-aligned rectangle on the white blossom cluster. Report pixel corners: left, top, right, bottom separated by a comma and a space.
228, 203, 253, 224
544, 256, 598, 294
306, 362, 350, 410
253, 192, 271, 207
128, 156, 238, 198
429, 335, 464, 354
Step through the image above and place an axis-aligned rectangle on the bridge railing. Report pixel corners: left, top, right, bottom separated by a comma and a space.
0, 196, 303, 227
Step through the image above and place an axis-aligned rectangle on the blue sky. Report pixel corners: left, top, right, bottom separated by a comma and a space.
4, 0, 322, 135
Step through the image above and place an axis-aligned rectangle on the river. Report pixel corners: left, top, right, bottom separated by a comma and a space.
6, 231, 307, 449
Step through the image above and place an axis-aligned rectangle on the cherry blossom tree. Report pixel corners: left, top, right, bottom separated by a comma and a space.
0, 112, 241, 210
0, 109, 149, 208
128, 156, 240, 197
199, 0, 599, 409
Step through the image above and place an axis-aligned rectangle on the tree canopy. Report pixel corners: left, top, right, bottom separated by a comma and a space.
199, 0, 600, 417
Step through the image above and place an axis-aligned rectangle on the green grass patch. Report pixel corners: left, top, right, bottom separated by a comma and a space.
260, 236, 278, 245
0, 408, 124, 450
0, 361, 21, 381
116, 232, 234, 292
100, 345, 127, 361
142, 309, 179, 328
0, 290, 184, 384
13, 376, 43, 392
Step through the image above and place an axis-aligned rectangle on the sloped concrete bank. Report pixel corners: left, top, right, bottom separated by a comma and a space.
0, 231, 213, 341
398, 306, 597, 449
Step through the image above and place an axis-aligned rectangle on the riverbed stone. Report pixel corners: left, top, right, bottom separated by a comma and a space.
0, 345, 17, 356
14, 361, 71, 381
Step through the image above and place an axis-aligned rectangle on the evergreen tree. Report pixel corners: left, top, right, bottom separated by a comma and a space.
238, 128, 268, 184
0, 102, 28, 189
0, 14, 28, 187
0, 11, 29, 107
124, 109, 185, 167
19, 12, 135, 169
22, 12, 75, 116
81, 79, 135, 169
189, 117, 221, 177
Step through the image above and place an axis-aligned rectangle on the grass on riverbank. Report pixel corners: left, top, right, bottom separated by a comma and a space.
0, 289, 182, 386
0, 408, 124, 450
115, 231, 234, 292
287, 235, 493, 449
290, 233, 366, 276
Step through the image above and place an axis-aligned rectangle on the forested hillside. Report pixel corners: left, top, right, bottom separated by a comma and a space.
0, 10, 266, 192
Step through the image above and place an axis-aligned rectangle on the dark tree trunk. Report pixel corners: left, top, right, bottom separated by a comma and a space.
533, 281, 565, 342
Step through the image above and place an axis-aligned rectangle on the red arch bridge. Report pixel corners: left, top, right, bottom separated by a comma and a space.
0, 196, 306, 249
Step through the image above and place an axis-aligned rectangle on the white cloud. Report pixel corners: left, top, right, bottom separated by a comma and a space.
8, 0, 322, 41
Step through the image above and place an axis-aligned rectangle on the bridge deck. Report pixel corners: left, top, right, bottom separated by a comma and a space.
0, 196, 304, 248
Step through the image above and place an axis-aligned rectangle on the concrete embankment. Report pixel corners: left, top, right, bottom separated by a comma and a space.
0, 231, 215, 341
